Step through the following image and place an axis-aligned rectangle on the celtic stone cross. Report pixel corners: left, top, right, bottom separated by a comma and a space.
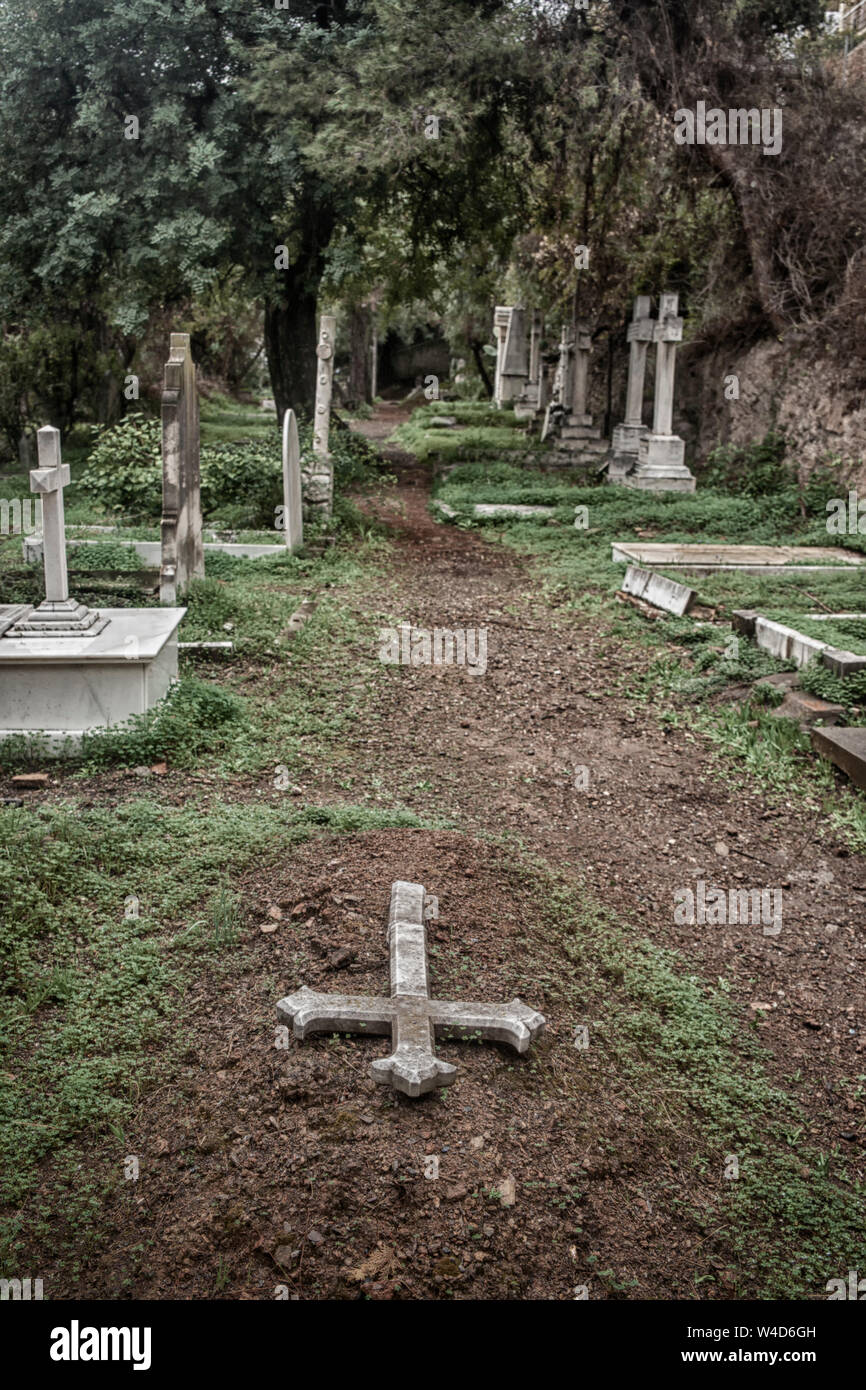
277, 880, 545, 1097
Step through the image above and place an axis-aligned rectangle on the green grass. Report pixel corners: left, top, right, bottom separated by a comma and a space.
498, 853, 866, 1298
391, 403, 540, 463
0, 798, 441, 1273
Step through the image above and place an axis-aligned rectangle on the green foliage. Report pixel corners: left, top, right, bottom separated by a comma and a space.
702, 433, 792, 497
78, 414, 162, 516
78, 406, 385, 523
799, 661, 866, 714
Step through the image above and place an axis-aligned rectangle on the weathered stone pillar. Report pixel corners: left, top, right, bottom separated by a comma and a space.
493, 306, 512, 406
624, 293, 695, 493
499, 306, 527, 405
609, 296, 653, 483
160, 332, 203, 604
514, 311, 544, 421
304, 314, 336, 520
554, 324, 574, 414
570, 321, 592, 426
528, 311, 542, 388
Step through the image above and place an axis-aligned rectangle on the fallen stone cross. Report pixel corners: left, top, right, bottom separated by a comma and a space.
277, 879, 545, 1097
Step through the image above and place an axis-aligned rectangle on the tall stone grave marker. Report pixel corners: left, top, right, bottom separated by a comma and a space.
515, 310, 544, 421
304, 314, 336, 520
280, 408, 303, 550
569, 321, 593, 427
498, 306, 528, 405
551, 322, 607, 466
160, 333, 204, 604
492, 306, 512, 406
5, 427, 106, 638
624, 293, 695, 492
609, 295, 653, 482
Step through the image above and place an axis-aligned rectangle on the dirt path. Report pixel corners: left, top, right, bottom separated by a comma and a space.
337, 454, 866, 1106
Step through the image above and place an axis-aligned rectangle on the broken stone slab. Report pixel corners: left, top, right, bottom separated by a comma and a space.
621, 563, 695, 617
753, 616, 826, 669
821, 646, 866, 678
770, 688, 846, 728
811, 726, 866, 791
732, 609, 760, 636
470, 504, 555, 519
276, 879, 545, 1097
426, 416, 458, 428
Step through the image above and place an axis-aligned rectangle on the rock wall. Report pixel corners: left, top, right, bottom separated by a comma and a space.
677, 336, 866, 487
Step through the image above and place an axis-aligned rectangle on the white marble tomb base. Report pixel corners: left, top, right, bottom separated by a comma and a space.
622, 434, 696, 493
0, 607, 185, 749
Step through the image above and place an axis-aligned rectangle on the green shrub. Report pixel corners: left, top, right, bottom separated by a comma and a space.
78, 408, 386, 525
78, 677, 247, 769
702, 433, 792, 498
78, 413, 162, 516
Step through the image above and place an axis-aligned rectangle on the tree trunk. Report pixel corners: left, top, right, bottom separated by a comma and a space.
264, 285, 319, 421
470, 339, 493, 397
347, 302, 373, 404
264, 208, 335, 419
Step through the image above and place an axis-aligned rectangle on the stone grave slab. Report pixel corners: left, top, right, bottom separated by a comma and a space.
612, 543, 865, 575
811, 726, 866, 791
0, 607, 184, 748
277, 880, 545, 1097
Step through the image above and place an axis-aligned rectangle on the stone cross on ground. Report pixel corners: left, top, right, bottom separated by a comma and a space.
280, 408, 303, 550
609, 295, 653, 482
302, 313, 336, 521
277, 880, 545, 1097
7, 426, 106, 638
624, 292, 695, 493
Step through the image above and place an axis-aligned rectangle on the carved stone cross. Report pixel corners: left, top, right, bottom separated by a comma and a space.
277, 880, 545, 1097
9, 426, 106, 637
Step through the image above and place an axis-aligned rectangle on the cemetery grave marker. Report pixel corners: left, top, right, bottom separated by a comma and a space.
277, 879, 545, 1097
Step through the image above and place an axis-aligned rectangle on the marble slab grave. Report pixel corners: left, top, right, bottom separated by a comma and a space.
0, 607, 185, 749
611, 543, 865, 575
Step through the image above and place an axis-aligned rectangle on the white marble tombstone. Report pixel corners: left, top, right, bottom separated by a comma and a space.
624, 292, 696, 493
160, 333, 204, 604
280, 408, 303, 550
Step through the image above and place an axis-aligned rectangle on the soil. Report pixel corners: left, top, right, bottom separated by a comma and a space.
5, 406, 866, 1300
